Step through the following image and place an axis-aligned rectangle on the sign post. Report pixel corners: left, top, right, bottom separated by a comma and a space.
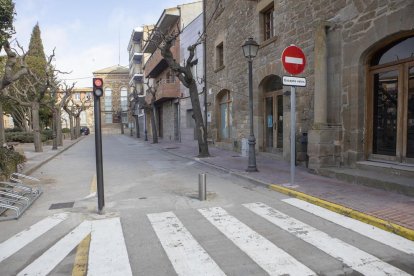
282, 45, 306, 185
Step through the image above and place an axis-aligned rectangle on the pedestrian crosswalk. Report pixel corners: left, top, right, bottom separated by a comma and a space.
1, 199, 413, 276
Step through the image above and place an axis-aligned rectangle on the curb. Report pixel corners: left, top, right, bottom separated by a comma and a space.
23, 138, 84, 175
144, 140, 414, 241
269, 184, 414, 241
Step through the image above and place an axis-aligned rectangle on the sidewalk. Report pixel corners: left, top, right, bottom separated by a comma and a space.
15, 138, 82, 175
141, 137, 414, 240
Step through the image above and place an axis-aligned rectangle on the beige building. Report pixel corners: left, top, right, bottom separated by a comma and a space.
93, 66, 130, 132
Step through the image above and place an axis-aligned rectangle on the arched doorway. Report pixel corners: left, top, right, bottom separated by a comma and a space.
260, 75, 283, 153
367, 36, 414, 163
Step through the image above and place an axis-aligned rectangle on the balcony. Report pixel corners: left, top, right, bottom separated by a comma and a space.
144, 79, 180, 104
144, 45, 179, 78
129, 52, 143, 66
129, 73, 144, 85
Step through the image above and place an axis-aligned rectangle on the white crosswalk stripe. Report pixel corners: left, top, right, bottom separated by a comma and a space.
244, 202, 410, 276
17, 220, 92, 276
88, 217, 132, 276
282, 198, 414, 255
2, 202, 412, 276
199, 207, 316, 276
148, 211, 226, 276
0, 213, 68, 263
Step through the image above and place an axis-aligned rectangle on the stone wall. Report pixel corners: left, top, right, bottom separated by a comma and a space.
205, 0, 414, 167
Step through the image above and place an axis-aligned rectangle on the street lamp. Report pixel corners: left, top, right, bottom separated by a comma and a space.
242, 37, 259, 172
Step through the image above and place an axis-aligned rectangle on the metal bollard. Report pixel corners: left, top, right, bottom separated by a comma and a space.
199, 173, 207, 201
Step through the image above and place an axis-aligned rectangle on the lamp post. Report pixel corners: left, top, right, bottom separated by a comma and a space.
242, 37, 259, 172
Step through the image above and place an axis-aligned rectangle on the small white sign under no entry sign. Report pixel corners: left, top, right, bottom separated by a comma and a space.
283, 76, 307, 87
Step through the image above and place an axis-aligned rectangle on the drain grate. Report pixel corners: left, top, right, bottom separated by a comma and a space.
49, 201, 75, 210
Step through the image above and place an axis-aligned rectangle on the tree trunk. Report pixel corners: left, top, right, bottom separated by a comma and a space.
121, 120, 124, 134
188, 81, 209, 157
135, 115, 140, 138
32, 102, 43, 152
150, 104, 158, 143
75, 116, 80, 138
0, 103, 5, 146
56, 108, 63, 146
69, 114, 75, 140
52, 108, 58, 150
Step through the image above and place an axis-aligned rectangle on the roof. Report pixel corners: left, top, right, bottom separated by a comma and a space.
93, 65, 129, 75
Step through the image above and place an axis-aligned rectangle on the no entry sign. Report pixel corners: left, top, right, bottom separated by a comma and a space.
282, 45, 306, 75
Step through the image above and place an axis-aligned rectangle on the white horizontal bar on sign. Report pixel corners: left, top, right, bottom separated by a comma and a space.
283, 76, 307, 87
285, 56, 303, 65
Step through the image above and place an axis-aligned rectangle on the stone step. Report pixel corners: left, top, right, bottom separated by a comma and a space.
318, 166, 414, 197
356, 160, 414, 178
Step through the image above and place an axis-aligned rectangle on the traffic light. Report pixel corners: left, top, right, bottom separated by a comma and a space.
93, 78, 103, 97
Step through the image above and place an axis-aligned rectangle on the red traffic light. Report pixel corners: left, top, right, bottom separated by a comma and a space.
93, 78, 103, 87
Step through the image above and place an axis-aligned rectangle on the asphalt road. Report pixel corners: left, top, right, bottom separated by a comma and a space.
1, 135, 413, 276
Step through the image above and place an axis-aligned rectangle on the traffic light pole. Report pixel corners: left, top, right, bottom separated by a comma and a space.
93, 81, 105, 213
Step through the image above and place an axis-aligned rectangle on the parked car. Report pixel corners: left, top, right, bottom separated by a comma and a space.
80, 126, 90, 135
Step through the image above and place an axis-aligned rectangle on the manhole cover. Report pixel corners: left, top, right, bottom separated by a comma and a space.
49, 202, 75, 210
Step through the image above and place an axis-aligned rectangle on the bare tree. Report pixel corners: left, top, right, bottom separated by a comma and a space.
5, 51, 56, 152
147, 27, 209, 157
56, 82, 74, 145
142, 80, 158, 144
63, 96, 92, 139
0, 42, 28, 145
129, 87, 140, 138
0, 41, 28, 93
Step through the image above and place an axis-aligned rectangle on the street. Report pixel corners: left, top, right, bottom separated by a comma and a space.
1, 134, 414, 276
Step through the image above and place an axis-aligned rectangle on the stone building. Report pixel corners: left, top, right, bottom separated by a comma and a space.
142, 2, 203, 142
205, 0, 414, 172
93, 66, 130, 134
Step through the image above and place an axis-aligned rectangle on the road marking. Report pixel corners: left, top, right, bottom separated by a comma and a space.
88, 217, 132, 276
148, 211, 226, 276
72, 234, 91, 276
0, 213, 68, 262
244, 202, 410, 276
282, 198, 414, 255
199, 207, 316, 276
90, 174, 97, 193
18, 220, 92, 276
285, 56, 303, 64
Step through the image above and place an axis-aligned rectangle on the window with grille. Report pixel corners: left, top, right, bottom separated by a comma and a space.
262, 5, 274, 41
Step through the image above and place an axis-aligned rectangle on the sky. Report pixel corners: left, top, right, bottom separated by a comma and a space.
12, 0, 198, 87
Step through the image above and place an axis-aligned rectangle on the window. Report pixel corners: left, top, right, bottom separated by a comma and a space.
217, 90, 232, 140
262, 5, 274, 41
104, 88, 112, 123
216, 42, 224, 69
120, 87, 128, 111
86, 92, 92, 100
74, 93, 80, 100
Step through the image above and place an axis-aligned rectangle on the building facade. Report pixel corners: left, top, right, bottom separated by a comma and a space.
142, 2, 203, 142
93, 66, 130, 133
205, 0, 414, 170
